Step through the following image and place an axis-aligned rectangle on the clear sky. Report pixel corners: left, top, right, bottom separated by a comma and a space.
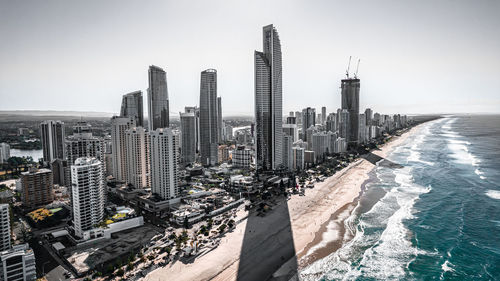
1, 0, 499, 116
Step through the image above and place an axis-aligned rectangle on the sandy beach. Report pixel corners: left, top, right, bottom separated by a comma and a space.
142, 124, 423, 281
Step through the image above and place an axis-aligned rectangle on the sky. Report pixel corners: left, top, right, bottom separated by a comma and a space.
1, 0, 499, 116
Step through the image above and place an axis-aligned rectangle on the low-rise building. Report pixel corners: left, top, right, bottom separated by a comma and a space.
232, 146, 251, 168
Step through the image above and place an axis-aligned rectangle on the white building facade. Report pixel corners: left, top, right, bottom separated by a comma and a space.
71, 157, 105, 239
111, 116, 136, 182
150, 128, 180, 201
125, 127, 150, 189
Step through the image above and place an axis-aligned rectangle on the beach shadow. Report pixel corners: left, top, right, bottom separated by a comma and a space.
237, 195, 298, 281
362, 152, 404, 169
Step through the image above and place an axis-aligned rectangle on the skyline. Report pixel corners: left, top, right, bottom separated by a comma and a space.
1, 0, 500, 116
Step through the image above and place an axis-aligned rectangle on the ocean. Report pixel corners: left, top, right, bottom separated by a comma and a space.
300, 115, 500, 281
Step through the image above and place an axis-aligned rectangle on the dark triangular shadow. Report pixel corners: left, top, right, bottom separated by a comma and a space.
237, 195, 298, 281
362, 152, 404, 169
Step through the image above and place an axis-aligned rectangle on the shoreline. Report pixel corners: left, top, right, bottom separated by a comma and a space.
142, 123, 426, 281
289, 123, 425, 277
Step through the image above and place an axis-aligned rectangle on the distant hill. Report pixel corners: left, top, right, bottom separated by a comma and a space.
0, 110, 115, 117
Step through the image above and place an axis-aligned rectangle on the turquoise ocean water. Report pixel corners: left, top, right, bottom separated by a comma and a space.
300, 115, 500, 281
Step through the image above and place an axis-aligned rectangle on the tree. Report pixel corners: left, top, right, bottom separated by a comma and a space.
116, 268, 124, 277
218, 224, 227, 233
106, 264, 114, 275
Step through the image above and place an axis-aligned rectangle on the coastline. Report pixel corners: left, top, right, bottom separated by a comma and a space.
291, 123, 424, 276
142, 123, 425, 281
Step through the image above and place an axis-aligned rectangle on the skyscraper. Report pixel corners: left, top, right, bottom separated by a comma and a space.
339, 109, 350, 140
217, 97, 223, 143
321, 106, 327, 125
40, 120, 65, 164
255, 24, 283, 171
282, 134, 293, 171
65, 122, 104, 185
359, 113, 367, 143
71, 157, 105, 239
20, 168, 54, 209
180, 111, 197, 164
341, 78, 360, 145
148, 65, 169, 130
110, 116, 136, 182
0, 143, 9, 163
150, 128, 180, 201
185, 106, 200, 153
282, 123, 298, 143
125, 127, 150, 189
302, 107, 316, 139
292, 146, 305, 171
199, 69, 219, 166
0, 204, 10, 251
365, 108, 373, 126
326, 113, 337, 133
120, 90, 144, 127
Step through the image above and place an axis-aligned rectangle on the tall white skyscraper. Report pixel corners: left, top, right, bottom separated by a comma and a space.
71, 157, 105, 239
125, 127, 150, 189
110, 116, 136, 182
199, 69, 219, 166
180, 111, 197, 164
40, 120, 65, 164
150, 128, 179, 201
255, 24, 283, 171
0, 205, 11, 251
148, 65, 169, 130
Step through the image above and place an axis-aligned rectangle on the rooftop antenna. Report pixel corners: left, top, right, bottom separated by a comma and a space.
354, 59, 360, 79
345, 56, 352, 79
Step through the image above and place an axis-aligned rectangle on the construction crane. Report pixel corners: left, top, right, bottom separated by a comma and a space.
345, 56, 352, 79
354, 59, 360, 79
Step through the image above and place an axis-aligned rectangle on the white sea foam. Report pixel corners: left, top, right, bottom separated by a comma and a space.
475, 169, 487, 180
406, 124, 434, 166
299, 167, 431, 281
441, 260, 454, 272
441, 118, 487, 181
485, 190, 500, 200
